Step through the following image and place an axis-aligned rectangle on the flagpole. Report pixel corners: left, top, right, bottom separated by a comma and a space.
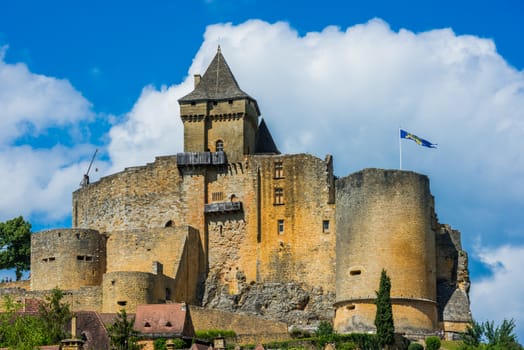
399, 127, 402, 170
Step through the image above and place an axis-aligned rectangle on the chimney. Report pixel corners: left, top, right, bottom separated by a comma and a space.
194, 74, 201, 87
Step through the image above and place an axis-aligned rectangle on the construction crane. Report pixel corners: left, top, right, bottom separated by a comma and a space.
80, 149, 98, 187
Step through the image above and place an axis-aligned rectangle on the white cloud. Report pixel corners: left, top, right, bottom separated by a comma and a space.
0, 48, 98, 225
0, 46, 93, 144
471, 245, 524, 342
107, 84, 188, 172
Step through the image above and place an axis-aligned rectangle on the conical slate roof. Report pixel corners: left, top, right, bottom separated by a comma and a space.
179, 46, 256, 105
255, 119, 280, 154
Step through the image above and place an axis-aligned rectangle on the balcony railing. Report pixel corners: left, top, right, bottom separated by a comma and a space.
204, 201, 242, 213
177, 151, 226, 166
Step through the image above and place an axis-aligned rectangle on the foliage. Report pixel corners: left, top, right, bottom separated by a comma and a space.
316, 321, 334, 337
315, 320, 336, 347
425, 336, 441, 350
290, 327, 312, 339
374, 269, 395, 349
154, 338, 166, 350
462, 320, 484, 347
254, 333, 377, 350
0, 216, 31, 280
194, 329, 236, 342
172, 338, 186, 349
0, 295, 51, 349
407, 343, 424, 350
107, 308, 141, 350
38, 288, 72, 344
459, 319, 522, 350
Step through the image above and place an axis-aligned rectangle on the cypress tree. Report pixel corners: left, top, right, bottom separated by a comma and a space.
375, 269, 395, 349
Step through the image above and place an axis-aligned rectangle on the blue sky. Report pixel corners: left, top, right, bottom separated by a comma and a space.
1, 0, 524, 340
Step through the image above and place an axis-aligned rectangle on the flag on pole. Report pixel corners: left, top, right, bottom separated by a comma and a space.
400, 129, 437, 148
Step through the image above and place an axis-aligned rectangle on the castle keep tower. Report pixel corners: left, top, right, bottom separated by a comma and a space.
178, 46, 260, 163
334, 169, 438, 335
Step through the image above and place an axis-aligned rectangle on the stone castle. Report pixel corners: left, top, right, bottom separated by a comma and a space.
5, 47, 471, 338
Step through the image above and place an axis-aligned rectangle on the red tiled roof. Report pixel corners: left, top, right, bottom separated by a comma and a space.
134, 303, 193, 336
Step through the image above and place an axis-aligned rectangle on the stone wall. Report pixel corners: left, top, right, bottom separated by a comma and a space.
73, 156, 186, 232
255, 154, 336, 290
334, 169, 438, 334
31, 229, 106, 291
190, 305, 290, 345
0, 286, 102, 313
102, 271, 165, 313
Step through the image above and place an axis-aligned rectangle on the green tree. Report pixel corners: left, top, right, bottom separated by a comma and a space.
107, 308, 141, 350
38, 288, 72, 344
0, 295, 51, 349
0, 216, 31, 280
461, 320, 483, 347
374, 269, 394, 349
460, 319, 522, 350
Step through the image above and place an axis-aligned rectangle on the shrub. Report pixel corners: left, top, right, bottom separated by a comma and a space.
407, 343, 424, 350
194, 329, 236, 342
425, 336, 441, 350
154, 338, 167, 350
172, 338, 186, 349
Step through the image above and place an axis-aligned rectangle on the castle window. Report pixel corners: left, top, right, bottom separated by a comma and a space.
346, 304, 356, 310
85, 256, 93, 261
216, 140, 224, 152
49, 257, 55, 261
350, 270, 361, 276
274, 161, 284, 179
166, 288, 171, 301
117, 301, 127, 306
144, 322, 151, 327
165, 220, 173, 227
77, 256, 85, 261
165, 321, 172, 327
212, 192, 224, 201
228, 100, 233, 104
274, 188, 284, 205
277, 219, 284, 234
323, 220, 330, 233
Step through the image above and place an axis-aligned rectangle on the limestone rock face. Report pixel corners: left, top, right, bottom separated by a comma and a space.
436, 224, 472, 333
203, 274, 335, 328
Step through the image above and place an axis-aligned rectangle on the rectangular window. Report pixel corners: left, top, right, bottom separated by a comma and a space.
278, 219, 284, 234
323, 220, 330, 233
274, 161, 284, 179
212, 192, 224, 201
274, 187, 284, 205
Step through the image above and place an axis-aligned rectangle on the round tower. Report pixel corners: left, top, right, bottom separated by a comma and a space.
334, 168, 437, 335
31, 229, 106, 291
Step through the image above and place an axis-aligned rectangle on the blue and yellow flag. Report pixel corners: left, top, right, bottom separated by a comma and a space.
400, 129, 437, 148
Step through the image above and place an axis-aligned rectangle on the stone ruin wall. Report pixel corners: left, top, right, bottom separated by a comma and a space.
436, 224, 472, 336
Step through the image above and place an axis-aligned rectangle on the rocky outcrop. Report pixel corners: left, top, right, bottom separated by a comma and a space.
436, 224, 472, 324
203, 273, 335, 328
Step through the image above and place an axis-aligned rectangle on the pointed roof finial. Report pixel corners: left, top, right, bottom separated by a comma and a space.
217, 44, 221, 53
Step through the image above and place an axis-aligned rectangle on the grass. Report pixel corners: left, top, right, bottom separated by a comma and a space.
440, 340, 463, 350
